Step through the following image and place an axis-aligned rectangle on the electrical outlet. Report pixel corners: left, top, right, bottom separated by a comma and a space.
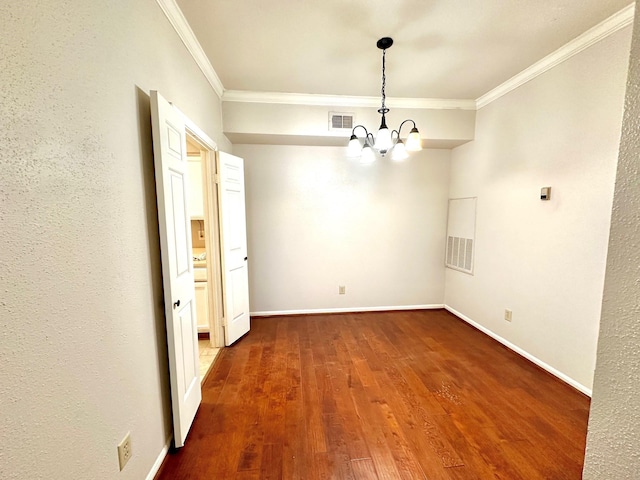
117, 432, 132, 471
339, 285, 346, 295
504, 309, 513, 322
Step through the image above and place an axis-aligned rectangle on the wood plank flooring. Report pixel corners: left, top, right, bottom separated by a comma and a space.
155, 310, 590, 479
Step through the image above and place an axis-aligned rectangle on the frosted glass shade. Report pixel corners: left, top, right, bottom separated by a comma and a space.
391, 140, 408, 161
374, 126, 393, 151
406, 127, 422, 151
360, 144, 375, 164
347, 135, 362, 157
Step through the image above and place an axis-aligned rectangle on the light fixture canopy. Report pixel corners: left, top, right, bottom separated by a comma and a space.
348, 37, 422, 161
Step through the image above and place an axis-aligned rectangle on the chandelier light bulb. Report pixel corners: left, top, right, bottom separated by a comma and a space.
347, 134, 362, 157
360, 144, 376, 164
374, 125, 393, 151
391, 140, 409, 161
406, 127, 422, 152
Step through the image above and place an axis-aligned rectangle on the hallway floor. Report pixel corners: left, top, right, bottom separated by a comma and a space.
198, 336, 220, 384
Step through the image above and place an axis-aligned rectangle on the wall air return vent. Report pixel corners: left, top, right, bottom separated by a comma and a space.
447, 236, 474, 272
445, 197, 477, 275
329, 112, 354, 131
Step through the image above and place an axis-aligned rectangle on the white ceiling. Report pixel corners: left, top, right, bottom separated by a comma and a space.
175, 0, 632, 100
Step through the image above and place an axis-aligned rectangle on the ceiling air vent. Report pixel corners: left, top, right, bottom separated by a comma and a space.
329, 112, 354, 131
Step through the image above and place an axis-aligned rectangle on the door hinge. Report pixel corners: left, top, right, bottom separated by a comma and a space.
214, 173, 220, 184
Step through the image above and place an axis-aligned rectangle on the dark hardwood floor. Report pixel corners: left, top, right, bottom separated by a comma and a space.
156, 310, 590, 479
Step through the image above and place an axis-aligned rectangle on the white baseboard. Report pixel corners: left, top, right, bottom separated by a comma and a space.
251, 304, 444, 317
145, 437, 172, 480
444, 305, 592, 397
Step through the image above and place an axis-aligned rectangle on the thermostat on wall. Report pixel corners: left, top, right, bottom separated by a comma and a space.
540, 187, 551, 201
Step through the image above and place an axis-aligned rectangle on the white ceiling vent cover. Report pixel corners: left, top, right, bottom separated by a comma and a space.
329, 112, 354, 131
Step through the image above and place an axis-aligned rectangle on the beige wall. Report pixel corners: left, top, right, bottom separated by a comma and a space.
223, 102, 476, 148
236, 144, 450, 313
191, 220, 206, 248
584, 3, 640, 476
0, 1, 227, 479
444, 27, 632, 392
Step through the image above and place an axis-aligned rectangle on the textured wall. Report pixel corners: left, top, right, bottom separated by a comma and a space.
444, 27, 632, 392
0, 1, 226, 479
583, 3, 640, 477
236, 144, 450, 313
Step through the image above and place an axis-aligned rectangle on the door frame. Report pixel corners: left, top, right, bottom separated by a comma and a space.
180, 111, 225, 348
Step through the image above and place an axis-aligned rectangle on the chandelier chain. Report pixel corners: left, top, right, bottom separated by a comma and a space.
380, 48, 387, 114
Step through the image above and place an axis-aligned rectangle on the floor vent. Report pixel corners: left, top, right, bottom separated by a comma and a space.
329, 112, 354, 131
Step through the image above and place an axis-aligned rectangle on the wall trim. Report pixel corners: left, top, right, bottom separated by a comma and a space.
176, 106, 218, 151
251, 304, 444, 317
223, 90, 476, 110
476, 3, 635, 109
145, 437, 172, 480
155, 0, 225, 98
444, 305, 592, 397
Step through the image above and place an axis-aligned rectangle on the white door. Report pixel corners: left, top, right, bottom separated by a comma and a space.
218, 152, 251, 345
150, 91, 201, 448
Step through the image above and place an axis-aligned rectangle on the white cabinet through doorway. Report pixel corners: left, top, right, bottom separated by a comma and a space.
194, 281, 209, 333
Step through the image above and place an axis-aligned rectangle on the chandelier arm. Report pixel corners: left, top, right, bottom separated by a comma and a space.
397, 119, 417, 138
391, 129, 400, 141
365, 132, 375, 146
350, 124, 370, 138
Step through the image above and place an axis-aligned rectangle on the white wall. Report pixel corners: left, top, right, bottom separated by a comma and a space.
444, 27, 632, 392
223, 102, 476, 149
584, 3, 640, 476
235, 144, 450, 314
0, 1, 228, 479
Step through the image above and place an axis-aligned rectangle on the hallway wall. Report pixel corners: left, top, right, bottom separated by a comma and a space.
0, 1, 228, 478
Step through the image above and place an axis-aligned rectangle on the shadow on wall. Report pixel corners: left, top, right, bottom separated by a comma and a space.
135, 86, 172, 436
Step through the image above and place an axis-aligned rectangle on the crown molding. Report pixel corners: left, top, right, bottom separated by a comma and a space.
476, 3, 635, 109
222, 90, 477, 110
155, 0, 225, 98
157, 0, 633, 112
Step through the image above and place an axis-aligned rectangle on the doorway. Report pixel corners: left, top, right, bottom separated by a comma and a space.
151, 90, 250, 447
185, 133, 223, 382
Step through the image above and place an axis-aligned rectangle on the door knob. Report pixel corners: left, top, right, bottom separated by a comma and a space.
173, 299, 181, 309
244, 257, 248, 261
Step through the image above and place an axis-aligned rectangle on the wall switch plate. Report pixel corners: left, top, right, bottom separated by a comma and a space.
117, 432, 132, 471
339, 286, 346, 295
504, 309, 513, 322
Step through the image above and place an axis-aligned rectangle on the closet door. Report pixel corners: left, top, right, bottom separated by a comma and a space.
217, 151, 251, 345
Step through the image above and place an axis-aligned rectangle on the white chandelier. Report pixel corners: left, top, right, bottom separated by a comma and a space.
348, 37, 422, 163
